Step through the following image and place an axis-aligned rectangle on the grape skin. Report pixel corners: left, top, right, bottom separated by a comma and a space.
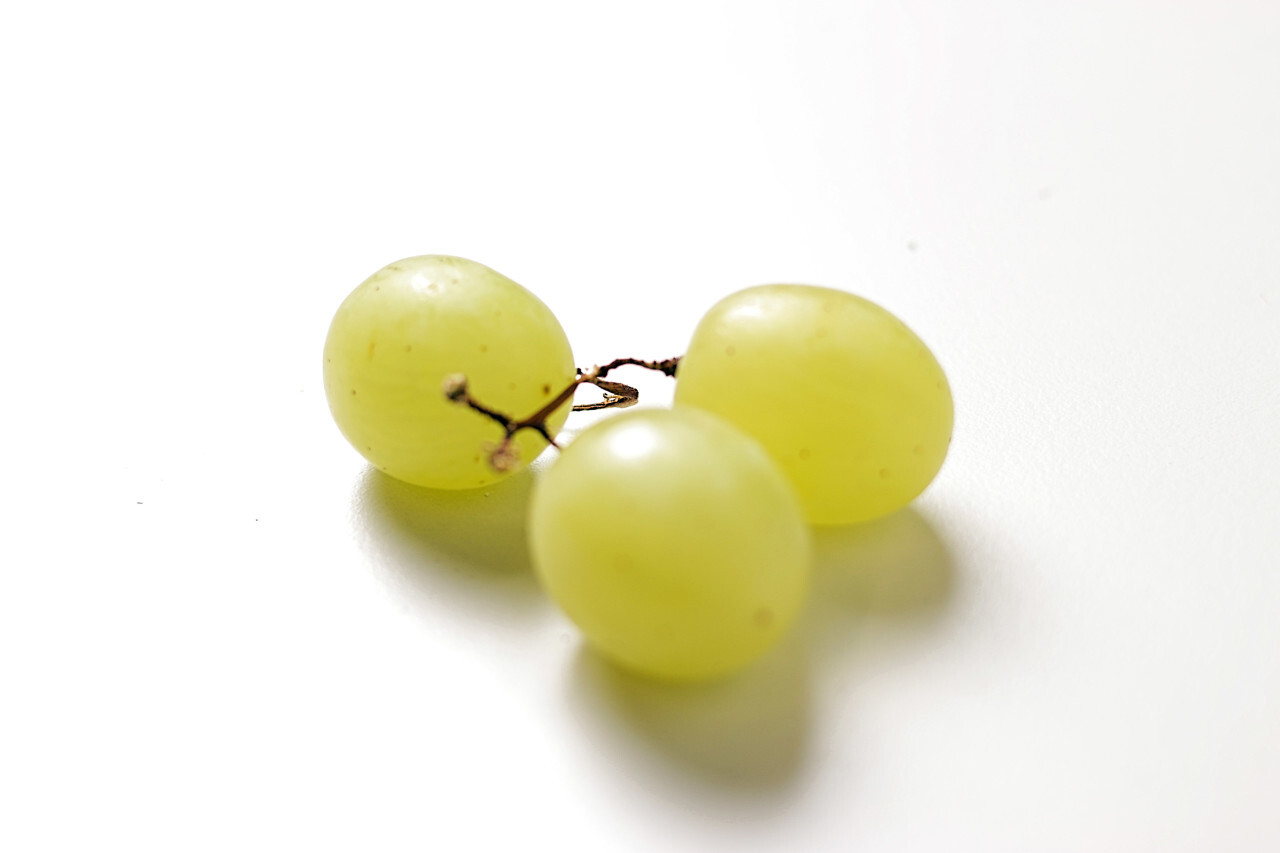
529, 407, 810, 682
674, 284, 953, 525
323, 255, 575, 489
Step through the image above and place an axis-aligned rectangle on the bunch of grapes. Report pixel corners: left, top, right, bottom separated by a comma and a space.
324, 255, 953, 682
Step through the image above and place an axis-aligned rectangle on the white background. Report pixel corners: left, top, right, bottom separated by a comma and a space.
2, 1, 1278, 850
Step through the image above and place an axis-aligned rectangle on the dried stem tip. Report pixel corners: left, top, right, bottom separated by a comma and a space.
442, 373, 469, 402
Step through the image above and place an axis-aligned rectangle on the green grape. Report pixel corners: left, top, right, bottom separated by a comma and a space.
529, 407, 810, 682
674, 285, 952, 525
323, 255, 575, 489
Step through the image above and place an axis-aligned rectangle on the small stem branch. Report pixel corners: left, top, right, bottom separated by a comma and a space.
593, 356, 682, 379
444, 376, 517, 432
443, 355, 682, 472
572, 378, 639, 412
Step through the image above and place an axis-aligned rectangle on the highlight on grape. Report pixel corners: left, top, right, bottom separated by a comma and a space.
324, 255, 953, 681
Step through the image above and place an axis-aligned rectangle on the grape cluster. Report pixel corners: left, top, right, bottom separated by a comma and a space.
325, 255, 953, 681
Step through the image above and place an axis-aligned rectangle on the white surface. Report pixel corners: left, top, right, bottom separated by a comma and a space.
3, 2, 1278, 850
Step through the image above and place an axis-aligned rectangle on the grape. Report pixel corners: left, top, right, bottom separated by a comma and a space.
674, 285, 952, 525
323, 255, 575, 489
529, 407, 810, 682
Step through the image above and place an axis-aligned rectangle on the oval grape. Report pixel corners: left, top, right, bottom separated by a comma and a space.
323, 255, 575, 489
529, 407, 810, 682
674, 284, 953, 524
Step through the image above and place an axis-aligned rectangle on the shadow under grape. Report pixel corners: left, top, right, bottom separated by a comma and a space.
804, 507, 958, 669
353, 466, 550, 635
568, 630, 813, 797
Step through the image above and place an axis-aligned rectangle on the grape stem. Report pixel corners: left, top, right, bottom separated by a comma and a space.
444, 356, 682, 472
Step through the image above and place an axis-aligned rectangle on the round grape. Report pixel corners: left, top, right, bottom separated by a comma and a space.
529, 407, 810, 682
674, 284, 952, 524
323, 255, 575, 489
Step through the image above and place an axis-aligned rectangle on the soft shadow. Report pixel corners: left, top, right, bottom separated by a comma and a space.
806, 508, 957, 663
814, 508, 954, 616
568, 631, 811, 794
353, 467, 547, 629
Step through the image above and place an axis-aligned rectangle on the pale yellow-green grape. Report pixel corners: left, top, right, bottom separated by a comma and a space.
323, 255, 575, 489
674, 285, 953, 525
529, 408, 810, 682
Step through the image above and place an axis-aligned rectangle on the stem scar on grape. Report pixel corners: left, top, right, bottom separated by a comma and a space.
443, 356, 682, 472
